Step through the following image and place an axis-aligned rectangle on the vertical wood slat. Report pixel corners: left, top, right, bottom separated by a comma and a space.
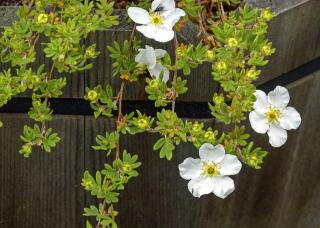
0, 114, 85, 228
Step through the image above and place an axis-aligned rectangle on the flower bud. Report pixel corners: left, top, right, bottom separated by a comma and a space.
261, 8, 274, 21
206, 50, 215, 60
149, 79, 160, 88
37, 13, 48, 24
122, 164, 132, 172
85, 49, 95, 58
213, 94, 224, 105
87, 90, 98, 101
216, 61, 227, 71
246, 69, 258, 80
137, 118, 148, 129
227, 38, 238, 48
192, 123, 202, 133
204, 131, 215, 141
261, 45, 273, 55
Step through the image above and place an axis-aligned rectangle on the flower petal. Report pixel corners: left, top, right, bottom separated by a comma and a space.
249, 110, 269, 134
253, 90, 269, 114
267, 124, 288, 147
135, 45, 156, 68
280, 107, 301, 130
187, 175, 214, 198
212, 176, 235, 199
155, 49, 167, 59
149, 63, 170, 82
178, 158, 203, 180
199, 143, 225, 163
127, 7, 151, 25
219, 154, 242, 176
136, 25, 174, 42
151, 0, 175, 11
162, 8, 186, 28
268, 86, 290, 109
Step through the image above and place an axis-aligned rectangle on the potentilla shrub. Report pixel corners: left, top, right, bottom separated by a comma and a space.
0, 0, 301, 227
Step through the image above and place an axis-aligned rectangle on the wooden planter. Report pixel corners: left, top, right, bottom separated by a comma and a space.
0, 1, 320, 227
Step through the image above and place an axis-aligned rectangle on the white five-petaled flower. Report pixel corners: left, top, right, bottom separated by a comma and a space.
249, 86, 301, 147
135, 45, 170, 82
178, 143, 242, 199
127, 0, 185, 42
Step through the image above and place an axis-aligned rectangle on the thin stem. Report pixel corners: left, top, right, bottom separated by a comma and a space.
171, 34, 179, 112
27, 0, 35, 11
96, 24, 136, 228
218, 1, 226, 17
40, 65, 55, 136
96, 201, 107, 228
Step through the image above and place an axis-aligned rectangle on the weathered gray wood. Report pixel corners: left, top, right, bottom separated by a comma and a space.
0, 114, 85, 228
255, 0, 320, 85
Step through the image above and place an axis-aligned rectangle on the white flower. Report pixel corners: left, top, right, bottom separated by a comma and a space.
249, 86, 301, 147
135, 45, 170, 82
127, 0, 185, 42
178, 143, 242, 199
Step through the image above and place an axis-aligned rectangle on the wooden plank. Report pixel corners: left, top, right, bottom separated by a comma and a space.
0, 114, 85, 228
244, 0, 320, 85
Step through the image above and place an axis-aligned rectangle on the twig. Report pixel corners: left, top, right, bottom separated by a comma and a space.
27, 0, 35, 11
96, 201, 107, 228
171, 34, 179, 112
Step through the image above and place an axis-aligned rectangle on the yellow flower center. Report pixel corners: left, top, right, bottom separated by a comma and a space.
150, 12, 163, 25
266, 107, 280, 124
203, 162, 220, 177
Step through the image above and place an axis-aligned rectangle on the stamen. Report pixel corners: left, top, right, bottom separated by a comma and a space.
150, 12, 163, 25
266, 107, 280, 124
203, 162, 220, 177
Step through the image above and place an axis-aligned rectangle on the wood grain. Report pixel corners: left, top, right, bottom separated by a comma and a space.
0, 114, 85, 228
